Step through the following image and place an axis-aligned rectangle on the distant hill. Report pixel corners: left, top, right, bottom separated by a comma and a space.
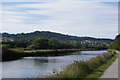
2, 31, 113, 42
110, 34, 120, 51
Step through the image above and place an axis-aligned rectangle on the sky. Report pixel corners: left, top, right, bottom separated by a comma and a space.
0, 0, 119, 39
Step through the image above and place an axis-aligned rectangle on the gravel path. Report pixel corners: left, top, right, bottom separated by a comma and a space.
100, 58, 118, 78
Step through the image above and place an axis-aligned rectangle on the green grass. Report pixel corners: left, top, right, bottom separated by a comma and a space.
24, 49, 54, 53
23, 49, 81, 57
85, 53, 117, 78
48, 50, 118, 79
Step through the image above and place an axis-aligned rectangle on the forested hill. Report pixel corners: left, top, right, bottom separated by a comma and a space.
2, 31, 113, 42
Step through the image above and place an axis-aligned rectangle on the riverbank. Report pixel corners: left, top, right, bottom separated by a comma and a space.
23, 49, 81, 57
2, 50, 108, 78
2, 46, 105, 61
47, 50, 118, 79
2, 47, 23, 61
86, 51, 118, 78
2, 47, 83, 61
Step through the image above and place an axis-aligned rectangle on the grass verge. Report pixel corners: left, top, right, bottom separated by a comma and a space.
48, 50, 118, 79
86, 52, 118, 78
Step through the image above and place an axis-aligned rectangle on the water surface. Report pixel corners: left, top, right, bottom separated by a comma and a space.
2, 50, 107, 78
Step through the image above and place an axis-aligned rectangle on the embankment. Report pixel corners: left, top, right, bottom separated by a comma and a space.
2, 47, 23, 61
48, 50, 118, 78
2, 48, 81, 61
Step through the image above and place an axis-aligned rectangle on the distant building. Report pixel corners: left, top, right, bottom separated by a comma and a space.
2, 37, 14, 42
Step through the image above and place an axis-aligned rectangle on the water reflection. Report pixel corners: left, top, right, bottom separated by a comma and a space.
2, 50, 107, 78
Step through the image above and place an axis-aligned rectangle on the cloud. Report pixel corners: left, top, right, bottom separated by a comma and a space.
2, 0, 120, 2
1, 1, 118, 38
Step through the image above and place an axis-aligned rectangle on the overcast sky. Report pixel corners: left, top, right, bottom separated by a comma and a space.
0, 0, 118, 39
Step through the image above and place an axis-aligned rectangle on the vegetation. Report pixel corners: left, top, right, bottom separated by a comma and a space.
24, 49, 81, 57
1, 31, 114, 61
2, 31, 113, 49
2, 31, 113, 42
1, 31, 119, 79
28, 38, 49, 49
48, 50, 117, 78
2, 39, 31, 48
2, 46, 23, 61
1, 45, 81, 61
2, 37, 110, 50
110, 34, 120, 51
86, 52, 117, 78
1, 31, 118, 79
27, 38, 83, 50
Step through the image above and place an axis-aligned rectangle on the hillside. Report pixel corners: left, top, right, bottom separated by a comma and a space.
110, 34, 120, 51
2, 31, 114, 49
2, 31, 113, 42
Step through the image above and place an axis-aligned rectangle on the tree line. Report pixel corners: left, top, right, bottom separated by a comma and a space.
27, 38, 82, 49
2, 37, 108, 50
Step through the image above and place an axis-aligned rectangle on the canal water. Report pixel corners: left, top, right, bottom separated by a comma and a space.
1, 50, 107, 78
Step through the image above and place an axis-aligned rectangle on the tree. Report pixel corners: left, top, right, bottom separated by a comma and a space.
110, 34, 120, 51
48, 39, 60, 49
71, 41, 82, 49
29, 38, 49, 49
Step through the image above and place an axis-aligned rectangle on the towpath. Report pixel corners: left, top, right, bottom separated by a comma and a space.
100, 52, 119, 79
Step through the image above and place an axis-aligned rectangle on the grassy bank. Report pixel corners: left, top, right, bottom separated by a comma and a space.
2, 47, 81, 61
11, 48, 102, 57
2, 47, 23, 61
86, 52, 117, 78
23, 49, 81, 57
48, 50, 117, 79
